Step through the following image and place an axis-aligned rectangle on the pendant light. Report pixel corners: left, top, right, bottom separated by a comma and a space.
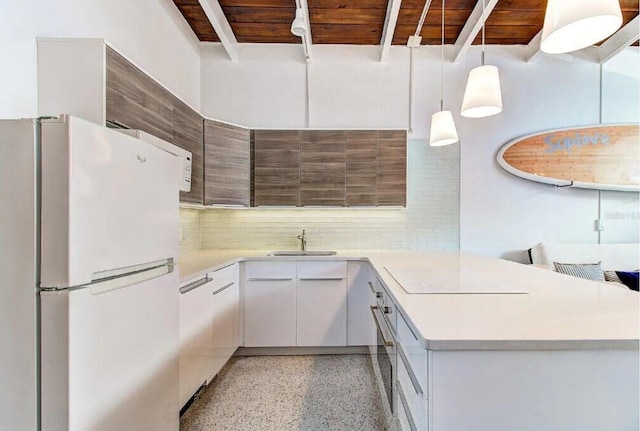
291, 7, 307, 37
541, 0, 623, 54
460, 0, 502, 119
430, 0, 459, 147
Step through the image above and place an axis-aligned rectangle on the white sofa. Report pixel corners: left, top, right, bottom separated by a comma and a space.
529, 242, 639, 272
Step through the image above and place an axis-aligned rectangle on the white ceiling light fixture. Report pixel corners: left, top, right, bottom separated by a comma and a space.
460, 0, 502, 118
430, 0, 459, 147
291, 7, 307, 37
541, 0, 623, 55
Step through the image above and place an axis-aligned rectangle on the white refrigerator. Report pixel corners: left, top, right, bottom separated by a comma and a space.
0, 115, 180, 431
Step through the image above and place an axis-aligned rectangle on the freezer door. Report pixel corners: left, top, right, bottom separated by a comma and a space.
40, 115, 179, 288
41, 270, 179, 431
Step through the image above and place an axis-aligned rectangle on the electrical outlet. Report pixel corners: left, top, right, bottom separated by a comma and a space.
595, 219, 605, 231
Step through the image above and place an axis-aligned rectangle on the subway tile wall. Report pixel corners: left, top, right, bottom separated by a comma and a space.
179, 208, 201, 253
180, 140, 460, 251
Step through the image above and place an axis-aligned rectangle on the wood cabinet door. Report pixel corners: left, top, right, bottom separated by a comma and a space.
253, 130, 301, 206
377, 130, 407, 206
347, 130, 378, 206
173, 97, 204, 204
203, 120, 250, 206
105, 47, 173, 143
300, 130, 347, 206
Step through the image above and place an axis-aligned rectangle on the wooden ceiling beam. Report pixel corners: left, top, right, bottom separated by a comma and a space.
452, 0, 499, 63
599, 15, 639, 64
379, 0, 403, 62
525, 30, 542, 63
199, 0, 240, 60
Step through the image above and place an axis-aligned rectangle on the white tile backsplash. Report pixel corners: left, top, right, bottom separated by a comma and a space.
179, 208, 201, 254
183, 140, 460, 251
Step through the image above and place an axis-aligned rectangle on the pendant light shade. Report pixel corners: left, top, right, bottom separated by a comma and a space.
460, 65, 502, 118
291, 8, 307, 37
430, 110, 459, 147
541, 0, 622, 54
429, 0, 459, 147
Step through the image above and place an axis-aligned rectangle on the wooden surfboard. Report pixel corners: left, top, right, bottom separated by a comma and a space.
497, 124, 639, 192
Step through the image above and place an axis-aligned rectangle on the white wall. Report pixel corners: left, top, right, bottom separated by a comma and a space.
200, 44, 639, 259
0, 0, 201, 118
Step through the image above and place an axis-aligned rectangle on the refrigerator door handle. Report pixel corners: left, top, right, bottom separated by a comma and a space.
42, 258, 175, 295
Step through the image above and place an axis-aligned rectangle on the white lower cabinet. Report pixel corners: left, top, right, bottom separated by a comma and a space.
244, 279, 297, 346
347, 261, 376, 346
244, 261, 297, 347
243, 260, 350, 347
297, 279, 346, 346
210, 270, 239, 382
179, 264, 239, 408
179, 276, 216, 408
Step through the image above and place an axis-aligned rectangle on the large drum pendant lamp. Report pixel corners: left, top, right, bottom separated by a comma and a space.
429, 0, 459, 147
541, 0, 623, 54
460, 0, 502, 119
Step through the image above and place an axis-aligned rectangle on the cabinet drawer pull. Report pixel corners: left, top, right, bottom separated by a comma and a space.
396, 380, 417, 431
212, 282, 234, 296
367, 281, 375, 293
400, 312, 418, 341
298, 277, 345, 281
397, 343, 423, 396
246, 277, 293, 281
179, 276, 211, 294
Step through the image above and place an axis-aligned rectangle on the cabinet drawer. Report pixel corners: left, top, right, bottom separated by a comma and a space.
396, 366, 427, 431
244, 261, 296, 280
297, 260, 347, 279
396, 384, 413, 431
397, 312, 428, 396
209, 264, 236, 289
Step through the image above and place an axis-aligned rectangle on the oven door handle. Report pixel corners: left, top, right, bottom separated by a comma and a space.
371, 306, 395, 347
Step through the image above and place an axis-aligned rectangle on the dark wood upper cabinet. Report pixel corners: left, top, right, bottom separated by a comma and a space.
377, 130, 407, 206
346, 131, 378, 206
106, 47, 205, 204
105, 47, 173, 143
203, 120, 250, 206
300, 131, 347, 207
253, 130, 301, 207
252, 129, 406, 208
172, 97, 204, 204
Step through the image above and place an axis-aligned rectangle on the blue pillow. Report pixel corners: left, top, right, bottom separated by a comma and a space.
615, 271, 639, 292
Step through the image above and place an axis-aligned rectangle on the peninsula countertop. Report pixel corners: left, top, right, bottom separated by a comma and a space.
178, 249, 640, 350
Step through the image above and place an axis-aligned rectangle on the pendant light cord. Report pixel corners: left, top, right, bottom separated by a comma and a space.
481, 0, 486, 65
440, 0, 445, 111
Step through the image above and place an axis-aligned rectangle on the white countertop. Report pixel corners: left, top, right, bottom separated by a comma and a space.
178, 249, 640, 350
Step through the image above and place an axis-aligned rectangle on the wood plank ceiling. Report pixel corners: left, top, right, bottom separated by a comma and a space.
173, 0, 639, 47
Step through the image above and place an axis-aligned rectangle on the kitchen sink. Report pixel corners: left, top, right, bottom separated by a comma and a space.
267, 250, 337, 256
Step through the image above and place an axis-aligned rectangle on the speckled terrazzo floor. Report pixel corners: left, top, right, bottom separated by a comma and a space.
180, 355, 386, 431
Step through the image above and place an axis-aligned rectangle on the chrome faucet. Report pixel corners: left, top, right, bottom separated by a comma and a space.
297, 229, 307, 251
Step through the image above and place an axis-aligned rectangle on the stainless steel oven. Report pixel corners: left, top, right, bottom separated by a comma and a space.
371, 303, 396, 414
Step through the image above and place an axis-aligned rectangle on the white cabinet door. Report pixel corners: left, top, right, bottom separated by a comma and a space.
210, 279, 239, 381
347, 261, 376, 346
297, 279, 347, 346
179, 277, 215, 408
244, 279, 297, 347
